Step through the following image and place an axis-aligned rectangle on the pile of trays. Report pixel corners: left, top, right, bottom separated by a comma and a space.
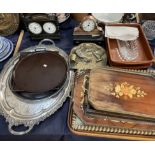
68, 67, 155, 140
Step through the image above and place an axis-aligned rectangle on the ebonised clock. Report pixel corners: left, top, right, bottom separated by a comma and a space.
22, 13, 60, 40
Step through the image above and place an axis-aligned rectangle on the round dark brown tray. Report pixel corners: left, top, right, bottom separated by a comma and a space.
12, 51, 67, 94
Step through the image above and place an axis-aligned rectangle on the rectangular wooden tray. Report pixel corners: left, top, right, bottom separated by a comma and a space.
108, 59, 151, 69
88, 68, 155, 121
68, 67, 155, 140
106, 24, 153, 67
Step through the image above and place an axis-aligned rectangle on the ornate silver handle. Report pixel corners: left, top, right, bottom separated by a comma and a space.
8, 124, 33, 135
0, 97, 2, 115
38, 39, 55, 46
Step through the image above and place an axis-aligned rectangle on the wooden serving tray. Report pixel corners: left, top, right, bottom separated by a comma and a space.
106, 24, 153, 67
68, 67, 155, 140
88, 68, 155, 121
109, 58, 152, 69
109, 63, 151, 69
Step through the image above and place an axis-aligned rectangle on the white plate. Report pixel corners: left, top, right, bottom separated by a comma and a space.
0, 39, 14, 62
92, 13, 124, 24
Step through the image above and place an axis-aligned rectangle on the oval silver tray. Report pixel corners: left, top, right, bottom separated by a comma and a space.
0, 39, 74, 135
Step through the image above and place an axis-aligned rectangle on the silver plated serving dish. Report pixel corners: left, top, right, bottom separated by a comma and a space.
0, 39, 74, 135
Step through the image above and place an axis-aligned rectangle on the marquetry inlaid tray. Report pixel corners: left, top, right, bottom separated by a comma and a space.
68, 67, 155, 140
87, 68, 155, 122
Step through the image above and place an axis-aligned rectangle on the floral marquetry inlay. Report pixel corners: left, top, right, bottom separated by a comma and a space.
103, 82, 147, 99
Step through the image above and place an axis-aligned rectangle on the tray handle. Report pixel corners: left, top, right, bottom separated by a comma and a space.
0, 97, 2, 115
8, 124, 33, 135
38, 39, 55, 46
0, 106, 2, 115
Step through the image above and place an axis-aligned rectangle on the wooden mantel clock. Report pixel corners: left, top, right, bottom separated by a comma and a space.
73, 15, 104, 44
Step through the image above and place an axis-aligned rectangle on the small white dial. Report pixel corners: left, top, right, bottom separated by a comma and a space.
28, 22, 42, 34
43, 22, 57, 34
82, 19, 96, 32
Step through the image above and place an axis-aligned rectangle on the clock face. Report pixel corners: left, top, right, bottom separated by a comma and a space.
28, 22, 42, 34
43, 22, 57, 34
82, 19, 96, 32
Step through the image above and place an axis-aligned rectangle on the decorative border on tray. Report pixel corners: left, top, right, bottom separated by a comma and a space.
71, 111, 155, 137
90, 66, 155, 77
